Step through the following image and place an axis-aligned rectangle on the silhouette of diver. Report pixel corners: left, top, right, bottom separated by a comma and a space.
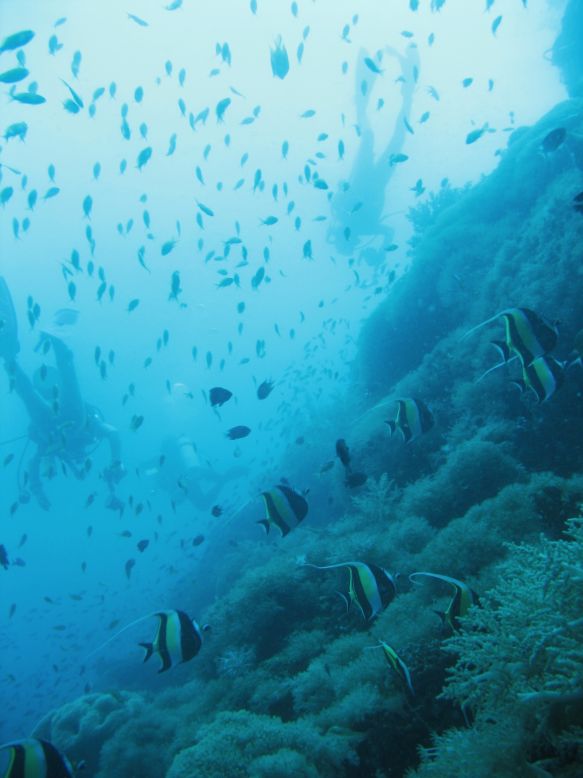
328, 44, 420, 265
142, 434, 247, 512
0, 277, 125, 510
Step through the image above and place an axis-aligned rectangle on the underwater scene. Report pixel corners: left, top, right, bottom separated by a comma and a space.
1, 0, 583, 775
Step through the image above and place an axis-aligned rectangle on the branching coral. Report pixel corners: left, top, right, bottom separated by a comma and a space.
409, 519, 583, 777
166, 710, 359, 778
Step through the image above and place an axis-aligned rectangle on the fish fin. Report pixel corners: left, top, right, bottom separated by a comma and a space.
433, 609, 446, 624
84, 613, 157, 662
336, 590, 351, 613
257, 519, 270, 534
139, 642, 154, 663
490, 340, 511, 362
460, 311, 504, 341
385, 420, 396, 435
476, 354, 519, 383
509, 378, 526, 394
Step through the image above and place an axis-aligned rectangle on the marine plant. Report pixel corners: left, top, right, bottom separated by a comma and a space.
409, 518, 583, 777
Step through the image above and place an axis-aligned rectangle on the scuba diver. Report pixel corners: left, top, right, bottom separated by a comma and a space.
327, 44, 420, 266
141, 434, 247, 512
0, 277, 125, 510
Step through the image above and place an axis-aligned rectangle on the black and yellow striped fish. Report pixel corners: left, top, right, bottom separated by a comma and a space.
464, 307, 558, 374
305, 561, 397, 620
378, 640, 415, 696
511, 355, 565, 403
386, 398, 434, 443
257, 483, 308, 537
139, 610, 205, 673
409, 572, 479, 633
0, 738, 75, 778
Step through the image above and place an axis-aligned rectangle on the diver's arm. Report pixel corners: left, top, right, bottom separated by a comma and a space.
47, 335, 85, 426
94, 418, 125, 485
100, 421, 122, 464
27, 449, 51, 511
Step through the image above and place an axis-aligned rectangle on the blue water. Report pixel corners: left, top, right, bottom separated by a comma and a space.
1, 1, 581, 776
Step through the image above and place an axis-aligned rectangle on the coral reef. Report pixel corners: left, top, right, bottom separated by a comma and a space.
37, 81, 583, 778
409, 519, 583, 778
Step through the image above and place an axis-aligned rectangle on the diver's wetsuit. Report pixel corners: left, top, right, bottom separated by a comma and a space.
0, 278, 123, 509
148, 435, 247, 511
8, 338, 122, 509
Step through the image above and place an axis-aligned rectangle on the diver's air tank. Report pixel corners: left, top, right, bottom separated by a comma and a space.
176, 435, 200, 473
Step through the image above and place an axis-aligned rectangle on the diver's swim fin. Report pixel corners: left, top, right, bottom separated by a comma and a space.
0, 277, 19, 360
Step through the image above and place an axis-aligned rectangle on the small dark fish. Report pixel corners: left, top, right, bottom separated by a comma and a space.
541, 127, 566, 153
0, 30, 35, 54
226, 425, 251, 440
125, 558, 136, 579
0, 544, 9, 570
137, 539, 149, 553
491, 14, 502, 35
210, 386, 233, 406
0, 67, 29, 84
465, 123, 488, 145
128, 13, 149, 26
192, 534, 205, 546
364, 56, 382, 74
257, 379, 273, 399
130, 414, 144, 431
573, 191, 583, 215
335, 438, 351, 468
270, 36, 289, 80
211, 505, 223, 517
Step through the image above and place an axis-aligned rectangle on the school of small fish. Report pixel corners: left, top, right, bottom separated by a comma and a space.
1, 1, 576, 769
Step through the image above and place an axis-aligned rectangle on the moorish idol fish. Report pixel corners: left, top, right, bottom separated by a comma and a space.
304, 561, 397, 620
378, 640, 415, 696
84, 609, 207, 673
511, 355, 565, 404
386, 398, 434, 443
409, 572, 479, 633
0, 738, 79, 778
463, 308, 558, 380
258, 483, 308, 537
139, 610, 206, 673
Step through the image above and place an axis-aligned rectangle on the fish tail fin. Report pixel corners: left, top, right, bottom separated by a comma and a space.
490, 340, 511, 363
257, 519, 270, 534
385, 420, 396, 436
139, 642, 154, 663
509, 378, 526, 394
460, 312, 502, 341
